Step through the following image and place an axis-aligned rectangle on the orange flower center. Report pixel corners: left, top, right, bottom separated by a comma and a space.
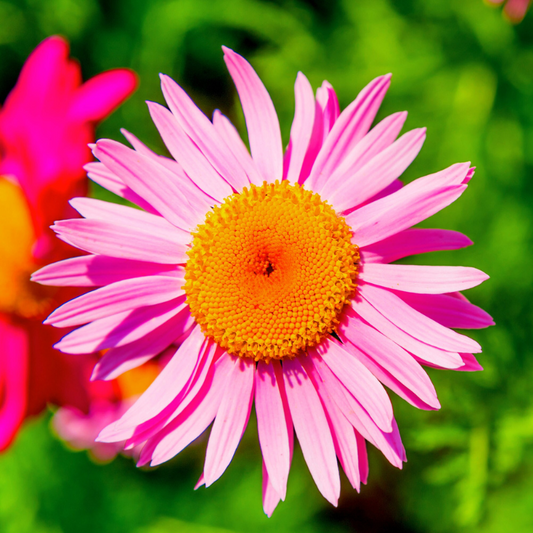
0, 176, 54, 318
185, 181, 359, 361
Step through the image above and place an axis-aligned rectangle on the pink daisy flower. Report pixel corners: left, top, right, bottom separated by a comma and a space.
487, 0, 531, 22
34, 47, 493, 515
0, 36, 136, 451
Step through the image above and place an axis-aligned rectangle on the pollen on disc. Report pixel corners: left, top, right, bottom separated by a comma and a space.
184, 181, 359, 361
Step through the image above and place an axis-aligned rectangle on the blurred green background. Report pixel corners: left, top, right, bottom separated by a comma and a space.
1, 0, 533, 531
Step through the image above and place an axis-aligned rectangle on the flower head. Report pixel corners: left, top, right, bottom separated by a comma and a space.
34, 47, 493, 515
0, 36, 137, 450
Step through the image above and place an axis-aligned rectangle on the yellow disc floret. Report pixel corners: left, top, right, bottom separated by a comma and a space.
184, 181, 359, 361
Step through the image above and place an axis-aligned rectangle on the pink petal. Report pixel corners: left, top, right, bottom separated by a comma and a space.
340, 312, 440, 408
135, 342, 221, 449
359, 283, 482, 353
147, 101, 233, 201
85, 162, 158, 214
300, 357, 361, 490
110, 340, 219, 446
282, 357, 340, 505
212, 110, 264, 186
316, 82, 340, 135
309, 353, 405, 468
138, 354, 235, 466
262, 462, 282, 517
68, 69, 137, 123
361, 178, 403, 206
102, 325, 205, 437
346, 341, 438, 410
298, 81, 341, 183
194, 473, 205, 490
455, 353, 483, 371
426, 162, 473, 187
92, 310, 193, 381
298, 87, 326, 183
351, 294, 464, 368
319, 111, 407, 196
360, 228, 473, 264
349, 186, 468, 247
255, 360, 291, 498
31, 255, 181, 287
223, 47, 283, 183
355, 432, 369, 484
52, 218, 187, 264
94, 139, 210, 231
323, 402, 361, 490
160, 74, 250, 192
399, 292, 495, 330
45, 275, 184, 328
54, 297, 187, 354
306, 74, 392, 191
322, 128, 426, 212
360, 263, 489, 294
464, 167, 476, 182
346, 164, 471, 247
204, 357, 255, 486
69, 197, 191, 245
285, 72, 315, 184
121, 128, 157, 155
157, 343, 222, 429
0, 319, 28, 450
120, 128, 193, 180
316, 338, 393, 432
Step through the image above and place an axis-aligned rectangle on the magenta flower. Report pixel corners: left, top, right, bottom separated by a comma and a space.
0, 36, 136, 451
487, 0, 531, 22
34, 47, 493, 515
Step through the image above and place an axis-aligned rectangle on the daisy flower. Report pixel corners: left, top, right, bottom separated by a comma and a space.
34, 47, 493, 515
487, 0, 531, 22
0, 36, 136, 450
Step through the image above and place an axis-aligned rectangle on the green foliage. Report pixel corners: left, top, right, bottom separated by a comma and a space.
1, 0, 533, 531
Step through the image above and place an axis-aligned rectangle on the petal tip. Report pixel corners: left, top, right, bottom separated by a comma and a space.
42, 315, 54, 326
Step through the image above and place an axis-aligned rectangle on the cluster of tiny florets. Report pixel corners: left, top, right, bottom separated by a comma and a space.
184, 181, 359, 361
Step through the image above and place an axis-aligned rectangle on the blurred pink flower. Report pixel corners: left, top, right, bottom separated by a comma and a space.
0, 36, 137, 451
35, 47, 492, 515
487, 0, 531, 22
53, 360, 161, 462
